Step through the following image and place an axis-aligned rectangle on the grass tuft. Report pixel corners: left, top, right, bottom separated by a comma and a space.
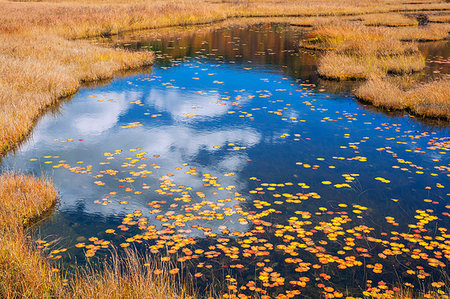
0, 173, 187, 298
429, 14, 450, 23
355, 77, 450, 119
362, 13, 419, 27
70, 250, 187, 299
0, 173, 57, 230
0, 34, 154, 153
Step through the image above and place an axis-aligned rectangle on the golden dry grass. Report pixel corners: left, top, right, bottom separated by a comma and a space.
70, 250, 187, 299
318, 52, 425, 80
309, 23, 427, 80
1, 0, 448, 39
301, 22, 449, 51
299, 14, 449, 117
390, 23, 450, 41
0, 234, 187, 298
300, 22, 386, 51
0, 173, 57, 230
0, 173, 61, 297
0, 34, 154, 153
363, 13, 419, 27
0, 233, 65, 298
0, 173, 186, 298
429, 14, 450, 23
302, 19, 449, 80
355, 77, 450, 119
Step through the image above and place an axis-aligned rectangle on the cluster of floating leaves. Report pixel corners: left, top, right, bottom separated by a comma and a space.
26, 25, 450, 298
33, 132, 449, 298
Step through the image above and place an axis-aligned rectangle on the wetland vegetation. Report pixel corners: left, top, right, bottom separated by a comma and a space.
0, 0, 450, 298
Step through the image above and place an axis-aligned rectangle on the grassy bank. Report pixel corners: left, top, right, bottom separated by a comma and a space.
0, 34, 154, 153
0, 173, 61, 297
356, 77, 450, 119
300, 15, 449, 118
301, 21, 448, 80
0, 173, 56, 229
0, 173, 186, 298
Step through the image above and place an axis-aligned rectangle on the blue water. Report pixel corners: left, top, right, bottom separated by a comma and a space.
2, 24, 449, 297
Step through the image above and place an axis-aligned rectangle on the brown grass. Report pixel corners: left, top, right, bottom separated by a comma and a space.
355, 76, 450, 119
311, 26, 426, 80
301, 19, 449, 80
0, 173, 57, 230
389, 23, 450, 41
0, 34, 154, 153
429, 14, 450, 23
0, 234, 187, 298
363, 13, 419, 27
70, 250, 187, 299
318, 52, 425, 80
0, 173, 186, 298
301, 22, 449, 51
0, 173, 61, 297
0, 233, 65, 298
301, 22, 387, 51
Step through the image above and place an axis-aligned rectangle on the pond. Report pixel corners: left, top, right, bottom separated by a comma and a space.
2, 23, 449, 298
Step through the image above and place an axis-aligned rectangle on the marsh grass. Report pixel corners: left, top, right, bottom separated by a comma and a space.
0, 173, 61, 297
302, 19, 449, 80
0, 173, 187, 298
0, 173, 57, 230
301, 16, 449, 118
301, 22, 449, 51
363, 13, 419, 27
355, 76, 450, 119
0, 235, 188, 298
0, 34, 154, 153
390, 24, 450, 41
300, 22, 386, 51
0, 233, 65, 298
70, 249, 188, 299
364, 283, 450, 299
429, 14, 450, 23
315, 33, 426, 80
318, 52, 425, 80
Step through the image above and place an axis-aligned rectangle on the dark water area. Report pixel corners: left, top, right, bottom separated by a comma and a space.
1, 23, 449, 298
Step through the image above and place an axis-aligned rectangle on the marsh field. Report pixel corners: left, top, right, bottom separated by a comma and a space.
1, 0, 450, 298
